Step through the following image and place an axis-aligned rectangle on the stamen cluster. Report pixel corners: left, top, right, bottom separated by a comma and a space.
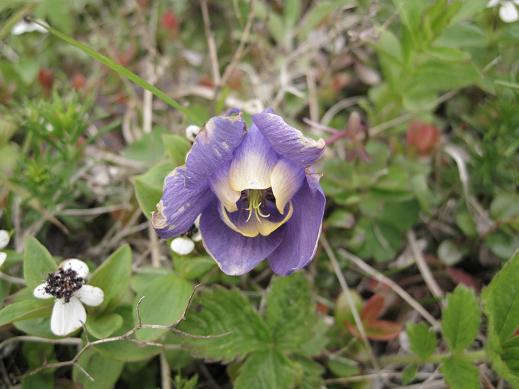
44, 268, 84, 303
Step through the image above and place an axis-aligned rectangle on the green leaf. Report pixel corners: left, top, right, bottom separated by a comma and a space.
407, 322, 437, 360
483, 250, 519, 342
0, 297, 53, 326
483, 250, 519, 387
89, 245, 132, 312
234, 350, 300, 389
173, 255, 215, 280
327, 356, 359, 378
297, 0, 353, 40
94, 306, 161, 362
178, 287, 271, 362
134, 273, 193, 341
121, 128, 166, 166
23, 238, 57, 289
440, 356, 479, 389
265, 274, 320, 353
73, 348, 124, 389
293, 356, 324, 389
86, 313, 123, 339
442, 286, 481, 353
401, 364, 418, 385
162, 134, 191, 166
36, 21, 202, 125
133, 162, 174, 219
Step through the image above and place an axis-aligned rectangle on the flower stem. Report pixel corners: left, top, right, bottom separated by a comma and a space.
380, 349, 487, 367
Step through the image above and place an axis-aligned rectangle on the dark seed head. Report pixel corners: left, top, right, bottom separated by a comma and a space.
44, 268, 84, 303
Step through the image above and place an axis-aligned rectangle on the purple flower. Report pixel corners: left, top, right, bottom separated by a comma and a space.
152, 109, 326, 275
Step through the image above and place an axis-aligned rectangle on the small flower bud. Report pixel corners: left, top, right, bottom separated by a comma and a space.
171, 236, 195, 255
185, 125, 201, 142
0, 230, 9, 249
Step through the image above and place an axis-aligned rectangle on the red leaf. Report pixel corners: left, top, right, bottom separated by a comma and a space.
406, 121, 440, 155
344, 319, 402, 341
364, 320, 402, 341
361, 294, 385, 321
446, 268, 481, 292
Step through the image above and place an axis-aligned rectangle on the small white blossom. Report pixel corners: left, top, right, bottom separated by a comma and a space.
185, 125, 201, 142
171, 236, 195, 255
0, 230, 9, 249
0, 252, 6, 268
488, 0, 519, 23
33, 259, 104, 336
12, 19, 48, 35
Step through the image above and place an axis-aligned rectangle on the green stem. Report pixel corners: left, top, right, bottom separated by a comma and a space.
32, 20, 203, 126
380, 349, 487, 367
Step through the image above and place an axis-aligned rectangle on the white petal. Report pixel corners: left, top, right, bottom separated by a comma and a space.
11, 20, 47, 35
60, 258, 89, 278
0, 252, 6, 268
500, 2, 519, 22
185, 125, 201, 142
171, 237, 195, 255
33, 282, 53, 299
76, 285, 104, 307
487, 0, 500, 7
0, 230, 9, 249
191, 230, 202, 242
50, 297, 86, 336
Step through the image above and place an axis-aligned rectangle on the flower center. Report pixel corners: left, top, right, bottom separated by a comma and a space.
242, 188, 274, 223
45, 268, 84, 303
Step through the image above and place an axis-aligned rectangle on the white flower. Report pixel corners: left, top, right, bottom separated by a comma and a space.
0, 252, 6, 268
171, 236, 195, 255
0, 230, 9, 249
488, 0, 519, 23
33, 259, 104, 336
11, 19, 48, 35
185, 125, 201, 142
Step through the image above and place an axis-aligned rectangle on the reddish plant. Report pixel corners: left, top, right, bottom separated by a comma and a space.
161, 9, 179, 36
72, 73, 86, 91
406, 120, 440, 155
38, 68, 54, 92
344, 294, 402, 341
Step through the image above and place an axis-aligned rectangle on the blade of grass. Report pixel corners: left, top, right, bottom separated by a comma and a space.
32, 19, 203, 126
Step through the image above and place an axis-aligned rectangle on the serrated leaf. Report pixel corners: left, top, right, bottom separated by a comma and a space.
89, 245, 132, 312
402, 364, 418, 385
483, 250, 519, 387
86, 313, 123, 339
234, 350, 300, 389
265, 274, 320, 353
73, 348, 124, 389
292, 356, 324, 389
440, 356, 479, 389
23, 238, 57, 289
0, 297, 53, 326
178, 287, 271, 362
134, 273, 193, 341
442, 285, 481, 353
407, 322, 437, 360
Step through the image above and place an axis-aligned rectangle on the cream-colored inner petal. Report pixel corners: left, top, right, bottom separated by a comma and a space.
219, 201, 293, 238
211, 171, 240, 212
270, 160, 304, 214
229, 152, 276, 191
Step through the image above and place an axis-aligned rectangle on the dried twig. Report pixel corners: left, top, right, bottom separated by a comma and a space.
337, 248, 440, 329
407, 230, 444, 300
320, 235, 380, 371
200, 0, 221, 86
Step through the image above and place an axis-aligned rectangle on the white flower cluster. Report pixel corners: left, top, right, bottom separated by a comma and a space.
33, 259, 104, 336
488, 0, 519, 23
